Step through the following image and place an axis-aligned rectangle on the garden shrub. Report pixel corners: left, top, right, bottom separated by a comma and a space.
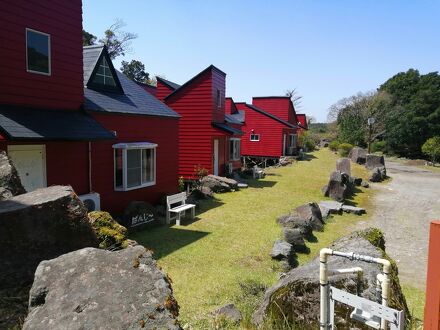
328, 140, 339, 151
422, 136, 440, 164
371, 140, 386, 153
337, 143, 353, 157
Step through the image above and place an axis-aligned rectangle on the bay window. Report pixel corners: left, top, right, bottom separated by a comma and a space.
113, 142, 157, 191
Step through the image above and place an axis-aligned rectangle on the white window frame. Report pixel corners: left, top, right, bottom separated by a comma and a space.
113, 142, 157, 191
250, 133, 260, 142
229, 138, 241, 161
26, 28, 51, 76
289, 134, 297, 147
94, 56, 116, 86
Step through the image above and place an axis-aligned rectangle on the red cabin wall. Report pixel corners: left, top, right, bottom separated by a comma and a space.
156, 81, 174, 101
0, 0, 84, 110
212, 70, 226, 123
165, 68, 229, 179
0, 140, 90, 194
90, 113, 179, 214
237, 104, 284, 158
252, 97, 291, 122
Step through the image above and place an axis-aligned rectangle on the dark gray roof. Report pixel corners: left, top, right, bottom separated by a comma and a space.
83, 45, 103, 87
83, 46, 179, 118
246, 104, 298, 129
226, 111, 245, 123
212, 122, 243, 135
0, 106, 114, 141
156, 77, 181, 90
225, 114, 243, 125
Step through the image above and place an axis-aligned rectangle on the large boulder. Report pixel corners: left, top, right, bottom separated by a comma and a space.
336, 158, 351, 176
365, 154, 385, 170
0, 151, 26, 200
23, 246, 181, 330
201, 175, 238, 193
0, 185, 98, 289
283, 228, 307, 252
252, 229, 410, 328
322, 171, 353, 202
277, 214, 313, 237
295, 202, 324, 232
318, 201, 343, 215
349, 147, 367, 164
88, 211, 131, 250
270, 240, 294, 260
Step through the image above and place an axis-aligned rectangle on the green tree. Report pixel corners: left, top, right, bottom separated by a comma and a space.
99, 19, 137, 59
422, 137, 440, 164
120, 60, 150, 84
83, 30, 97, 46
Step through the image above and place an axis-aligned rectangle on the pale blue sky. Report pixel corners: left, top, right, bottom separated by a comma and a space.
83, 1, 440, 122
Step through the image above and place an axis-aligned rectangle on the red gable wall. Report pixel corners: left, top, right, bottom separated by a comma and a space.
252, 97, 300, 126
297, 114, 308, 129
0, 0, 84, 110
156, 80, 174, 101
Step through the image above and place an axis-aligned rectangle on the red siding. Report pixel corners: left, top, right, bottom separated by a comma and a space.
90, 113, 179, 214
165, 68, 230, 179
237, 103, 287, 158
212, 70, 226, 123
0, 141, 90, 195
156, 80, 174, 101
0, 0, 84, 110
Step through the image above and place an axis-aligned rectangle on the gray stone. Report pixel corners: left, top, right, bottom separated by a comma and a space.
276, 214, 313, 237
201, 175, 238, 193
361, 181, 370, 188
237, 183, 248, 189
352, 177, 363, 186
365, 154, 385, 170
23, 246, 181, 330
319, 206, 331, 220
295, 202, 324, 231
0, 186, 99, 290
323, 171, 352, 202
123, 201, 157, 228
342, 205, 366, 215
283, 228, 307, 252
349, 147, 367, 164
0, 151, 26, 200
369, 166, 387, 182
318, 201, 343, 214
252, 229, 410, 327
270, 240, 294, 260
212, 304, 242, 325
336, 158, 351, 176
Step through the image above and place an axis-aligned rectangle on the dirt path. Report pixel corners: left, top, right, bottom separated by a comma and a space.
355, 161, 440, 290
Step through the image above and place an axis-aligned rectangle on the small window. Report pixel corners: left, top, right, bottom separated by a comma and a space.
92, 57, 116, 86
229, 138, 241, 160
289, 134, 297, 147
250, 134, 260, 142
113, 142, 157, 191
26, 28, 51, 75
216, 89, 222, 109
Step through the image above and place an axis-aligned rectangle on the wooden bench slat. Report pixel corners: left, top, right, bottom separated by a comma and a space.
169, 204, 195, 213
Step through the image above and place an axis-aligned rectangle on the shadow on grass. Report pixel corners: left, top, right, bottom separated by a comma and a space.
131, 226, 210, 260
301, 153, 317, 161
343, 186, 363, 206
196, 198, 225, 214
304, 231, 318, 243
246, 180, 277, 189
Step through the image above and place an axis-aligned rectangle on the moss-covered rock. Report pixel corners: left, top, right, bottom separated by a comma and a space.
252, 228, 411, 328
88, 211, 129, 250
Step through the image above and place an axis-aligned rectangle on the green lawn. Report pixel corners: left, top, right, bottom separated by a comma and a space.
130, 149, 379, 328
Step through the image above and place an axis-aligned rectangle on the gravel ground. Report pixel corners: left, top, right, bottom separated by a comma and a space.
355, 160, 440, 290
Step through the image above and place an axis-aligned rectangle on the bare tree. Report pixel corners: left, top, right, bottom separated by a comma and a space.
99, 19, 137, 59
285, 89, 303, 109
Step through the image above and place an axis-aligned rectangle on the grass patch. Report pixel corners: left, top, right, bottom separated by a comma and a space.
130, 149, 375, 328
402, 284, 425, 321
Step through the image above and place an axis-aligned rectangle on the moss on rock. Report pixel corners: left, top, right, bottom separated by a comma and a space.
88, 211, 129, 250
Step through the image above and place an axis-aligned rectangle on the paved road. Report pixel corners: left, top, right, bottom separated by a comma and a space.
355, 161, 440, 290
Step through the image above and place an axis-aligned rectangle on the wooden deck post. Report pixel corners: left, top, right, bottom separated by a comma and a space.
424, 221, 440, 329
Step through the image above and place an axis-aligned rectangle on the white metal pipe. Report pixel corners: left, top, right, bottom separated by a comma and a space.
319, 248, 391, 330
328, 267, 363, 276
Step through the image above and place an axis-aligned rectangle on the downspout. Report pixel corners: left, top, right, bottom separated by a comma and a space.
88, 141, 92, 192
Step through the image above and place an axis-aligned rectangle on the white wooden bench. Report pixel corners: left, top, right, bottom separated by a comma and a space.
166, 192, 196, 226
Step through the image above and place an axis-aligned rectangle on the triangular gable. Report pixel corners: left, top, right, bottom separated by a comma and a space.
86, 46, 123, 94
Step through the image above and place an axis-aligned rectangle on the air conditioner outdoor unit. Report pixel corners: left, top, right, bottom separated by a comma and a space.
79, 192, 101, 212
227, 162, 233, 174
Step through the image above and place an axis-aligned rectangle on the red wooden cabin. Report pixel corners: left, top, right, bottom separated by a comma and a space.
236, 96, 301, 158
0, 0, 114, 197
83, 46, 180, 213
155, 66, 243, 179
0, 0, 180, 216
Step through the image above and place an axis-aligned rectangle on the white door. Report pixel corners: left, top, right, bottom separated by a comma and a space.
8, 145, 47, 192
283, 134, 287, 156
213, 139, 219, 176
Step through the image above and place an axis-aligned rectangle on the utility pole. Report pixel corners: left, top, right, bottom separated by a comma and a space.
367, 117, 375, 154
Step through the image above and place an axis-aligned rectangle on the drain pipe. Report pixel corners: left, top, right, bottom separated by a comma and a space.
88, 141, 92, 192
320, 248, 391, 330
